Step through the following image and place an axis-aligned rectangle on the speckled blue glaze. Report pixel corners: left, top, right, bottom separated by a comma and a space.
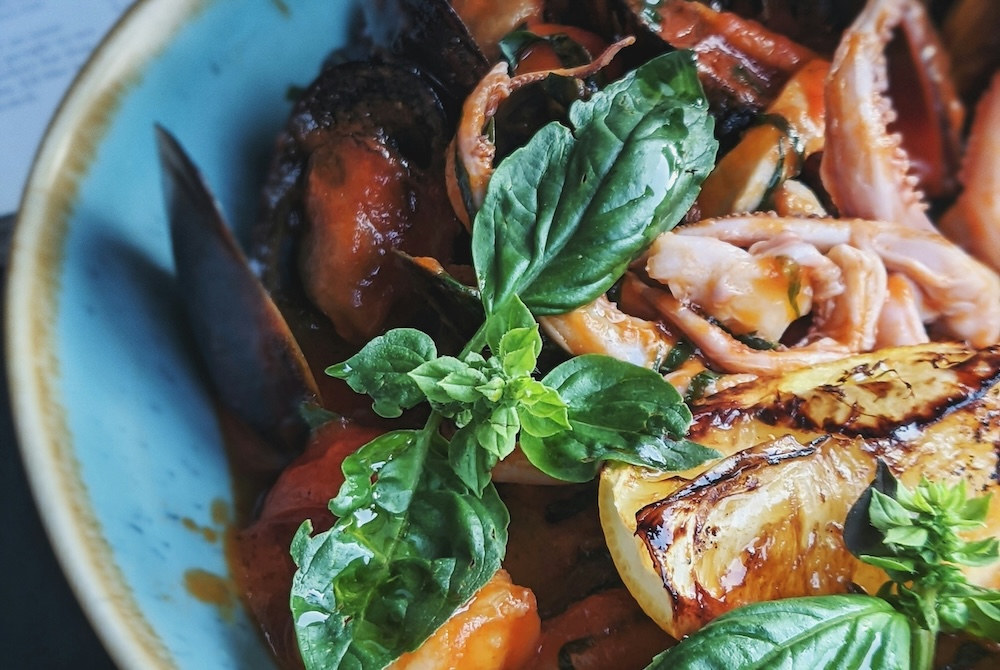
9, 1, 358, 668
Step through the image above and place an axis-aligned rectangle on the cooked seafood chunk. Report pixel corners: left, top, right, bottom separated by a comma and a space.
821, 0, 964, 229
645, 232, 831, 343
446, 39, 633, 228
389, 570, 541, 670
539, 295, 673, 370
939, 72, 1000, 273
674, 215, 1000, 348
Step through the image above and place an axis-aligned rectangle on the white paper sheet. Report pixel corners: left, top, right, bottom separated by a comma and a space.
0, 0, 132, 215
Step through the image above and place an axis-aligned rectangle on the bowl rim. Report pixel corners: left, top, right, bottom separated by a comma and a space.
5, 1, 209, 667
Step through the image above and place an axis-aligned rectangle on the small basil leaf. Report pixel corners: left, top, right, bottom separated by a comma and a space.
476, 376, 506, 404
498, 326, 542, 378
895, 482, 933, 515
326, 328, 437, 418
884, 525, 928, 548
860, 555, 917, 576
291, 429, 508, 670
449, 425, 499, 496
961, 495, 993, 525
844, 459, 899, 559
939, 596, 972, 632
964, 594, 1000, 641
645, 595, 912, 670
409, 357, 483, 405
951, 538, 1000, 567
477, 404, 520, 460
439, 367, 492, 404
513, 379, 570, 437
473, 50, 717, 316
520, 354, 715, 482
870, 489, 915, 531
485, 295, 536, 355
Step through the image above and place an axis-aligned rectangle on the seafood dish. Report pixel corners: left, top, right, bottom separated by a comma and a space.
157, 0, 1000, 668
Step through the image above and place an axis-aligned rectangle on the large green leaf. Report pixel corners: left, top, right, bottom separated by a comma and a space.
290, 429, 508, 670
473, 50, 717, 316
647, 595, 912, 670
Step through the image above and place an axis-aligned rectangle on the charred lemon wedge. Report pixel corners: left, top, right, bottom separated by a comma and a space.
599, 343, 1000, 639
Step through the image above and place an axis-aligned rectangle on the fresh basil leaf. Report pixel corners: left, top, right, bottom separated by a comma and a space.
326, 328, 437, 418
476, 376, 506, 404
438, 366, 492, 405
964, 593, 1000, 640
939, 594, 972, 632
473, 50, 717, 316
961, 495, 992, 526
485, 295, 536, 356
846, 465, 1000, 654
951, 537, 1000, 567
895, 481, 934, 515
860, 555, 917, 575
290, 429, 508, 670
409, 357, 486, 406
519, 354, 716, 482
884, 525, 928, 548
498, 326, 541, 378
477, 404, 520, 459
511, 378, 569, 437
449, 425, 499, 496
870, 489, 916, 531
645, 595, 912, 670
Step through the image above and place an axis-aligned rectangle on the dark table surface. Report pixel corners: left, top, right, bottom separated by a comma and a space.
1, 213, 116, 668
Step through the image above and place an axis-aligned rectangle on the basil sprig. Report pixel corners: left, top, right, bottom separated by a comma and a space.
290, 428, 508, 669
291, 50, 719, 669
648, 464, 1000, 670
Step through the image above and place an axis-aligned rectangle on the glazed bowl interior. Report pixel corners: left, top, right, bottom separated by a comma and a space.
5, 1, 355, 667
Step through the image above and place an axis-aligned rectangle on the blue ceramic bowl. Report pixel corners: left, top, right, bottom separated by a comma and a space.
6, 1, 354, 667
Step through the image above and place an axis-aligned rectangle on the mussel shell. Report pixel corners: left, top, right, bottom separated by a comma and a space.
156, 126, 320, 458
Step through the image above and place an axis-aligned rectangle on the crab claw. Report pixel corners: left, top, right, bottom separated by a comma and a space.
156, 125, 320, 458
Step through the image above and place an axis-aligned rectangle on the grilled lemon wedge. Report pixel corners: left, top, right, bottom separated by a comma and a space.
599, 343, 1000, 639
